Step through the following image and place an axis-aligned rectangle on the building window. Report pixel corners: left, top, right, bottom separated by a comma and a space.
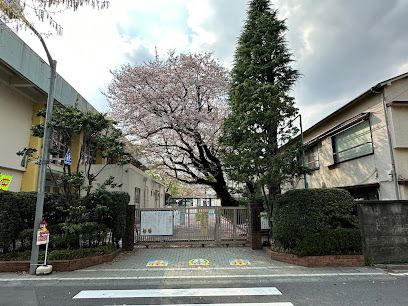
332, 120, 373, 163
134, 187, 141, 207
305, 145, 319, 170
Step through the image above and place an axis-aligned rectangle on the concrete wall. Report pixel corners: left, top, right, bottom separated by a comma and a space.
0, 82, 32, 191
87, 164, 165, 208
358, 200, 408, 263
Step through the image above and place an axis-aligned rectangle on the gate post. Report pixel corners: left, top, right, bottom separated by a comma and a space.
123, 205, 135, 251
249, 202, 262, 250
215, 207, 221, 244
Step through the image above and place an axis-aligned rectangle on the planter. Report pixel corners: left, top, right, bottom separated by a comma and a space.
0, 249, 120, 273
265, 248, 364, 267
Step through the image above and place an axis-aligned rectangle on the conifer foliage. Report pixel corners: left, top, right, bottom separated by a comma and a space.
222, 0, 304, 210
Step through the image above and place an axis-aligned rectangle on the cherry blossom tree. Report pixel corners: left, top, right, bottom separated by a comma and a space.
107, 52, 238, 206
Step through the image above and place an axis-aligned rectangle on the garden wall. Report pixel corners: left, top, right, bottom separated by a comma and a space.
358, 200, 408, 263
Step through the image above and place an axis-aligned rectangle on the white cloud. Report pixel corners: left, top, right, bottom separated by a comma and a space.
10, 0, 408, 126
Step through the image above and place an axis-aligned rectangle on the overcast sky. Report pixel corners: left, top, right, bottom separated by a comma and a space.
15, 0, 408, 128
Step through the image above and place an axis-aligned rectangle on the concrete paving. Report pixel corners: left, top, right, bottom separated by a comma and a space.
1, 247, 406, 306
0, 247, 389, 284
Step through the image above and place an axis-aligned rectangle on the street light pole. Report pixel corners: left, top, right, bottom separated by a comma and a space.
3, 0, 60, 275
278, 114, 308, 189
29, 60, 57, 275
297, 114, 308, 189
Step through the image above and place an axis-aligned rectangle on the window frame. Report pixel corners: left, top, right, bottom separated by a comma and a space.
305, 144, 320, 170
331, 118, 374, 164
134, 187, 141, 207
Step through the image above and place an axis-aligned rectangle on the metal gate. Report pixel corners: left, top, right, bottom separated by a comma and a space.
135, 207, 249, 245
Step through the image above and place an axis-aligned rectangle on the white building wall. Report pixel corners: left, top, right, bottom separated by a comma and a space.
0, 83, 32, 191
87, 164, 165, 208
294, 84, 407, 200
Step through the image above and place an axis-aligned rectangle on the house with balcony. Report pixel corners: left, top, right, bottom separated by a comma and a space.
292, 72, 408, 200
0, 22, 164, 207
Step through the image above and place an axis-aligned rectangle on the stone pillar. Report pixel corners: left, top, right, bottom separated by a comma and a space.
249, 202, 263, 250
123, 205, 135, 251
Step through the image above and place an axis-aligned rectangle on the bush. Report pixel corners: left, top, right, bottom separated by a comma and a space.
272, 188, 361, 256
82, 190, 129, 245
0, 245, 116, 261
48, 244, 117, 260
294, 228, 362, 256
0, 250, 45, 261
0, 190, 129, 253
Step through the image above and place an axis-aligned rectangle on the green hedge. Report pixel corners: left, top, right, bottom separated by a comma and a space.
83, 190, 129, 245
0, 245, 116, 261
294, 228, 362, 256
272, 188, 361, 256
48, 244, 117, 260
0, 190, 129, 253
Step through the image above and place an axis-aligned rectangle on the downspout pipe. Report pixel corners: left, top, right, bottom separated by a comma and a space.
371, 86, 400, 200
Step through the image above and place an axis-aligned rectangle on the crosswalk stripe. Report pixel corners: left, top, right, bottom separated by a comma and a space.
73, 287, 282, 299
105, 302, 294, 306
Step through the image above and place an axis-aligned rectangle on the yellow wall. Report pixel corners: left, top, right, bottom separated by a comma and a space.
21, 103, 45, 191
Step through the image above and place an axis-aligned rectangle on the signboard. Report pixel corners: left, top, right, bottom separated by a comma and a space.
140, 210, 173, 236
260, 212, 270, 230
36, 219, 50, 245
64, 148, 72, 166
36, 230, 49, 245
0, 173, 13, 191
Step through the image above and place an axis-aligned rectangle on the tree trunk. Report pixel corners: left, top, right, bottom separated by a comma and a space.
211, 175, 238, 207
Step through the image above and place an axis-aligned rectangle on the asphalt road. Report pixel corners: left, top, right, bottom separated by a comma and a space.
1, 273, 407, 306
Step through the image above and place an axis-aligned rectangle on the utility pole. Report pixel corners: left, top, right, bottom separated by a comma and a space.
0, 0, 58, 275
29, 60, 57, 275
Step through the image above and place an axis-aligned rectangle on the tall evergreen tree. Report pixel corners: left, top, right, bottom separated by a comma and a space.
222, 0, 305, 210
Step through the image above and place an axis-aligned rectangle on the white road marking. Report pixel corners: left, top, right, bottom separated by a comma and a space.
388, 272, 408, 276
73, 287, 282, 299
103, 304, 294, 306
0, 271, 387, 282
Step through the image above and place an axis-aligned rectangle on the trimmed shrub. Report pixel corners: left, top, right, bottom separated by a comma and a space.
82, 190, 129, 245
48, 244, 116, 260
294, 228, 362, 256
0, 190, 129, 253
0, 245, 116, 261
272, 188, 361, 256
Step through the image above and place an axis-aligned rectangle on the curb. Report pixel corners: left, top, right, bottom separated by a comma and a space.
264, 248, 365, 267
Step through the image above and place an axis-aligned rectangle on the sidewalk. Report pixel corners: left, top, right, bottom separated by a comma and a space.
0, 247, 389, 284
375, 263, 408, 275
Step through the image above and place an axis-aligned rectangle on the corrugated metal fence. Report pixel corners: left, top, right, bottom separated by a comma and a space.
135, 207, 249, 245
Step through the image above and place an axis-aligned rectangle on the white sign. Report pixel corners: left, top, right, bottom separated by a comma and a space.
260, 212, 270, 230
141, 211, 173, 236
36, 230, 49, 245
64, 148, 72, 165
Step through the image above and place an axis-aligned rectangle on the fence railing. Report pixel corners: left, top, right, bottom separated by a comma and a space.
135, 206, 249, 245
